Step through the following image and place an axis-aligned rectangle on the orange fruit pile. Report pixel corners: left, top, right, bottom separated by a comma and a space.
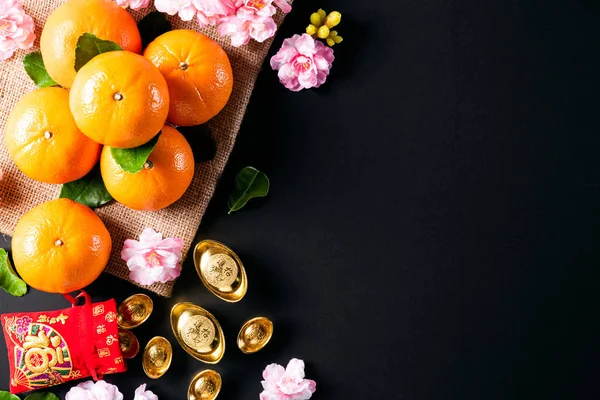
12, 198, 112, 294
69, 51, 170, 148
144, 29, 233, 126
101, 125, 195, 211
4, 87, 101, 184
4, 0, 235, 293
40, 0, 142, 89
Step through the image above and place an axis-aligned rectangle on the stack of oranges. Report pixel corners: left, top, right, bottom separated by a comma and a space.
4, 0, 234, 293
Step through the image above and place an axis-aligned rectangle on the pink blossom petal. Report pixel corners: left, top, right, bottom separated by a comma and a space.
122, 228, 184, 286
272, 0, 291, 13
0, 0, 35, 60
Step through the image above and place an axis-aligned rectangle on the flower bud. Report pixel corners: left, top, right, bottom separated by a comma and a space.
310, 12, 322, 27
333, 35, 343, 44
325, 11, 342, 28
317, 8, 327, 20
306, 24, 318, 36
317, 25, 330, 39
326, 38, 335, 47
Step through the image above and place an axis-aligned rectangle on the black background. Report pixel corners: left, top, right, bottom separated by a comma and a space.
2, 0, 600, 398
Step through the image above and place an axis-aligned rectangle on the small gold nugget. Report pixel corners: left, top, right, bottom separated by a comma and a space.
118, 328, 140, 359
117, 294, 153, 329
143, 336, 172, 379
193, 240, 248, 302
237, 317, 274, 354
188, 369, 222, 400
171, 302, 225, 364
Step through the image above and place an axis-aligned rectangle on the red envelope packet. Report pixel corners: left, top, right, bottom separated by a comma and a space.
1, 292, 126, 394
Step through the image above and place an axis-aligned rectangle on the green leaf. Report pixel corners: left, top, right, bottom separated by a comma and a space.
0, 249, 27, 297
74, 33, 122, 72
24, 393, 60, 400
0, 390, 20, 400
59, 167, 113, 209
23, 52, 58, 88
110, 133, 160, 173
228, 167, 270, 214
138, 11, 172, 50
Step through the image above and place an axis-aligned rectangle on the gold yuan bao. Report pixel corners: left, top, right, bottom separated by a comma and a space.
237, 317, 273, 354
143, 336, 172, 379
171, 302, 225, 364
188, 369, 222, 400
193, 240, 248, 302
118, 328, 140, 359
117, 293, 153, 329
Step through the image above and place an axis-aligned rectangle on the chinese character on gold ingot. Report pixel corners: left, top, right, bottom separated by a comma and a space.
97, 324, 106, 335
105, 334, 117, 345
114, 357, 123, 364
37, 315, 49, 323
97, 348, 110, 358
23, 330, 65, 373
105, 312, 116, 323
93, 305, 105, 316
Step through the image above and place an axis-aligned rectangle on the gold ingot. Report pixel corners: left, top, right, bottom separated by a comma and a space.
188, 369, 222, 400
171, 302, 225, 364
143, 336, 172, 379
193, 240, 248, 302
237, 317, 273, 354
117, 294, 153, 329
118, 328, 140, 359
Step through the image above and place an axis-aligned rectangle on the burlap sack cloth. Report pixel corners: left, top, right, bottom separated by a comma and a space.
0, 2, 288, 297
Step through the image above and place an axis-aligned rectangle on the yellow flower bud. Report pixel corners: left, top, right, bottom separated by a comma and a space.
318, 9, 327, 20
330, 30, 338, 37
326, 37, 335, 47
317, 25, 330, 39
333, 35, 343, 44
306, 24, 318, 36
310, 12, 322, 27
325, 11, 342, 28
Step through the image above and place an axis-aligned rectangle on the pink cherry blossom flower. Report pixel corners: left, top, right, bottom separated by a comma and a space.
121, 228, 183, 286
270, 34, 335, 92
193, 0, 237, 27
134, 384, 158, 400
0, 0, 35, 61
155, 0, 197, 21
114, 0, 151, 10
272, 0, 291, 13
217, 3, 277, 47
66, 380, 123, 400
260, 358, 316, 400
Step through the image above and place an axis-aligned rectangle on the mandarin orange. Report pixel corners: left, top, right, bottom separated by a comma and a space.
144, 29, 233, 126
11, 198, 112, 294
40, 0, 142, 89
69, 51, 170, 149
100, 125, 194, 211
4, 87, 101, 184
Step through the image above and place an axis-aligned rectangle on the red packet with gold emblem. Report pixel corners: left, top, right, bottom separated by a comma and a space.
1, 291, 126, 394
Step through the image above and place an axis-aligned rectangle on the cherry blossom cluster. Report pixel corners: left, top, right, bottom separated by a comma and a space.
115, 0, 292, 47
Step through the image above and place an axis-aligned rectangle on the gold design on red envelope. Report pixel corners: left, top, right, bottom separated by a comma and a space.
105, 312, 117, 323
97, 324, 106, 334
97, 348, 110, 358
4, 316, 73, 390
93, 305, 105, 316
37, 314, 68, 325
114, 357, 123, 364
105, 334, 117, 345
